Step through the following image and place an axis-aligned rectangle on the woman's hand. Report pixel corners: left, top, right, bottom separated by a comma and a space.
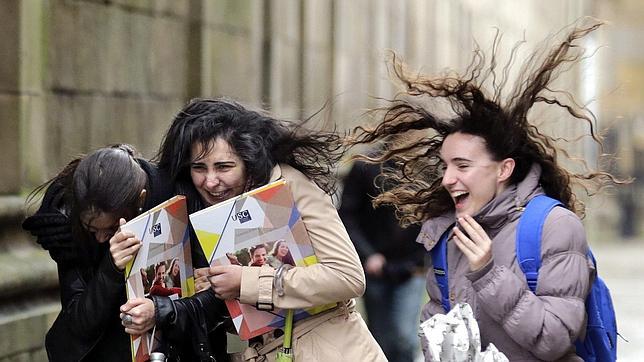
452, 215, 492, 271
109, 218, 142, 271
365, 253, 386, 277
208, 265, 242, 300
194, 267, 211, 293
120, 297, 155, 335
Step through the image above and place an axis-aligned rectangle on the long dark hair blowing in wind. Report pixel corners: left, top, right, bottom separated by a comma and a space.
155, 98, 344, 213
348, 20, 624, 226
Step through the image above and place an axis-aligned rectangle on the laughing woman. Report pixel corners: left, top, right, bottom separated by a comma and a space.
121, 98, 385, 361
347, 21, 623, 361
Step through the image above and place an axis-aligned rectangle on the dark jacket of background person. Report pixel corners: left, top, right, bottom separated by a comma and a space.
23, 159, 229, 361
339, 160, 425, 282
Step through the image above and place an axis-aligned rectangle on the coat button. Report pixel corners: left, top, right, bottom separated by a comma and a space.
449, 292, 456, 302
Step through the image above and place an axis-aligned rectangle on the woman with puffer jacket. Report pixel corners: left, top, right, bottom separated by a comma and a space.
347, 20, 624, 361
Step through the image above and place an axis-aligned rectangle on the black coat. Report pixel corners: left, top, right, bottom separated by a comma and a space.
339, 160, 426, 283
23, 159, 229, 361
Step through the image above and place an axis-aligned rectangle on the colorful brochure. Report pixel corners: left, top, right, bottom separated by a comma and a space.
189, 180, 335, 340
121, 195, 194, 362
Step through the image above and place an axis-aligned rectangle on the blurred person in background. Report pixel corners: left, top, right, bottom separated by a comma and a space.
339, 157, 426, 362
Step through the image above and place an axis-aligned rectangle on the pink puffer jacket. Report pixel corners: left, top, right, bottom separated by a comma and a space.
417, 164, 593, 361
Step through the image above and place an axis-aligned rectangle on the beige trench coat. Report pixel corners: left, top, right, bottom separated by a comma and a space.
238, 164, 386, 361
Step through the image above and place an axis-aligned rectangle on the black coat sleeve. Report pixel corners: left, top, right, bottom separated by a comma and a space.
22, 181, 77, 264
55, 252, 125, 340
151, 289, 230, 361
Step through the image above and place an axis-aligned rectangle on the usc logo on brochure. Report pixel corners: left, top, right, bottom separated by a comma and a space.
150, 223, 162, 237
232, 210, 252, 224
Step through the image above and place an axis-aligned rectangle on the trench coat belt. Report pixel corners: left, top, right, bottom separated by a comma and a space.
240, 301, 353, 362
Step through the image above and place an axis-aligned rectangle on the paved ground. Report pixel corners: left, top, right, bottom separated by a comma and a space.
591, 239, 644, 361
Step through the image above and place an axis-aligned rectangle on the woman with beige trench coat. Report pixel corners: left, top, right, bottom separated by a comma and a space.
120, 98, 386, 361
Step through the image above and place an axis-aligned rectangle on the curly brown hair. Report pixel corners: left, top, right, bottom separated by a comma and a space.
347, 20, 625, 226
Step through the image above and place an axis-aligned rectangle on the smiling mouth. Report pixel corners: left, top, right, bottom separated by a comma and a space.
206, 190, 231, 202
452, 191, 469, 208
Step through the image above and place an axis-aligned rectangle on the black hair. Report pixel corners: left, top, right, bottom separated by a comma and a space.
28, 144, 148, 263
154, 98, 344, 213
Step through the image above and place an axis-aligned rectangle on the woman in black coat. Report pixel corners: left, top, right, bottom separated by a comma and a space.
23, 144, 229, 361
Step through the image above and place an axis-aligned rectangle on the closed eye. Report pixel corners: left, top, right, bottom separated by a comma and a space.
215, 162, 236, 171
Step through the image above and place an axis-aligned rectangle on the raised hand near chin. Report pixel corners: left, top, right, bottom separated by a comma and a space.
452, 215, 492, 272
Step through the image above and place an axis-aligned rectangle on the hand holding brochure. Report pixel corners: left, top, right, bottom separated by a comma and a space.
190, 180, 336, 340
121, 195, 194, 362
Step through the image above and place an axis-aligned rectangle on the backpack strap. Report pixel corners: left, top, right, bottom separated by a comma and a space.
516, 195, 563, 292
430, 228, 453, 312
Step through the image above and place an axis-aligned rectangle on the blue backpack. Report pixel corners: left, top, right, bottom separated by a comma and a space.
430, 195, 618, 361
516, 195, 617, 362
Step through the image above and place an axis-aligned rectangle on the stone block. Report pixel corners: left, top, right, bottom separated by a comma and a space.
20, 95, 47, 188
19, 0, 46, 94
119, 98, 145, 147
147, 16, 189, 98
84, 95, 110, 148
48, 0, 79, 90
42, 94, 65, 176
0, 0, 20, 92
125, 13, 152, 95
45, 94, 90, 174
110, 0, 189, 18
154, 0, 190, 18
303, 0, 333, 46
207, 0, 255, 28
0, 247, 58, 299
332, 0, 374, 129
0, 95, 21, 194
111, 0, 149, 12
301, 1, 333, 119
137, 98, 179, 158
0, 299, 59, 358
302, 49, 333, 122
269, 0, 301, 118
75, 2, 109, 91
104, 5, 132, 93
205, 30, 262, 103
30, 348, 48, 362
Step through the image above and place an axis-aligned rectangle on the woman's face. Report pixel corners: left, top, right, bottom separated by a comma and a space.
80, 211, 120, 243
277, 243, 289, 257
190, 138, 248, 206
171, 262, 180, 276
440, 132, 512, 218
